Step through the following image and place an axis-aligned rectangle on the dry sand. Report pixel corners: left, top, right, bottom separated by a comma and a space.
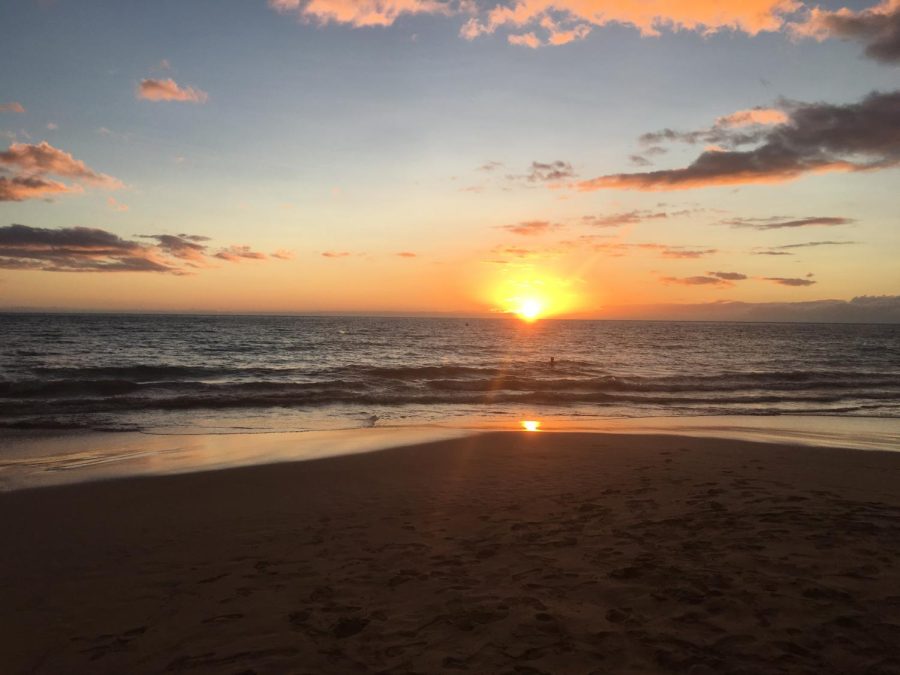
1, 431, 899, 674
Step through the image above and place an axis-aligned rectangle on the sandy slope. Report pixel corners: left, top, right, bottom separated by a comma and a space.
1, 432, 899, 674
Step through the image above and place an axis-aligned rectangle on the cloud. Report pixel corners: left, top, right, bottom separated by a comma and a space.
107, 196, 129, 212
723, 215, 854, 229
268, 0, 448, 27
138, 78, 208, 103
581, 210, 668, 227
271, 249, 294, 260
793, 0, 900, 64
140, 234, 210, 264
0, 141, 122, 202
396, 251, 417, 257
772, 240, 858, 249
578, 90, 900, 191
710, 271, 748, 280
0, 224, 176, 273
322, 250, 352, 258
588, 241, 718, 258
478, 160, 503, 172
764, 276, 817, 286
213, 245, 267, 261
499, 220, 561, 235
1, 142, 120, 186
662, 275, 733, 287
0, 175, 72, 202
715, 107, 789, 127
525, 160, 575, 183
461, 0, 802, 47
0, 224, 279, 273
0, 102, 25, 114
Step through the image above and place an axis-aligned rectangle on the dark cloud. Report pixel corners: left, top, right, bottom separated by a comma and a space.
0, 224, 272, 273
723, 216, 854, 230
764, 276, 818, 287
526, 160, 575, 183
0, 224, 176, 273
795, 1, 900, 64
578, 90, 900, 191
709, 271, 748, 280
499, 220, 561, 236
662, 275, 732, 286
213, 245, 267, 261
629, 154, 653, 167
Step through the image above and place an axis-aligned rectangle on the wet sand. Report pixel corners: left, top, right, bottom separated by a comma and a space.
1, 432, 899, 674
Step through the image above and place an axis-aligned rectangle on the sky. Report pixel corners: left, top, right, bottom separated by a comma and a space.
1, 0, 898, 320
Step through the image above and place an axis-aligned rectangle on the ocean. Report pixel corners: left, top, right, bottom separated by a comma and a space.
2, 313, 899, 434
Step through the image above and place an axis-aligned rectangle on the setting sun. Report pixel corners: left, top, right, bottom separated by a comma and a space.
521, 420, 541, 432
515, 298, 544, 322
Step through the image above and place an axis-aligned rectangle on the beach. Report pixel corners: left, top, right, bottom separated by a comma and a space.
3, 431, 899, 674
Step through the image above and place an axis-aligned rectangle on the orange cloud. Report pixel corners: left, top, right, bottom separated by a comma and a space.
322, 250, 352, 258
463, 0, 801, 46
396, 251, 417, 257
0, 141, 122, 201
0, 102, 25, 113
137, 78, 208, 103
271, 249, 294, 260
268, 0, 447, 26
715, 107, 789, 127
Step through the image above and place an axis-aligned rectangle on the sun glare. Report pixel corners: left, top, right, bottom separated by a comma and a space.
521, 420, 541, 432
515, 297, 544, 322
486, 271, 581, 322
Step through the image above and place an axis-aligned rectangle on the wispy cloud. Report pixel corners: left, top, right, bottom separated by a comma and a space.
723, 215, 854, 230
322, 250, 352, 258
138, 78, 208, 103
764, 275, 817, 286
577, 90, 900, 191
0, 102, 25, 114
581, 210, 668, 227
499, 220, 561, 236
524, 160, 575, 183
662, 275, 734, 287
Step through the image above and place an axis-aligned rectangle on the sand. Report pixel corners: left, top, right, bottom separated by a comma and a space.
1, 431, 899, 674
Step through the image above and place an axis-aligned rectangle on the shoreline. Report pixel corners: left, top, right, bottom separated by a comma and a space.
2, 431, 899, 673
2, 414, 899, 493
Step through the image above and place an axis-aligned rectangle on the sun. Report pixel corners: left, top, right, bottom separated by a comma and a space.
515, 297, 544, 322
